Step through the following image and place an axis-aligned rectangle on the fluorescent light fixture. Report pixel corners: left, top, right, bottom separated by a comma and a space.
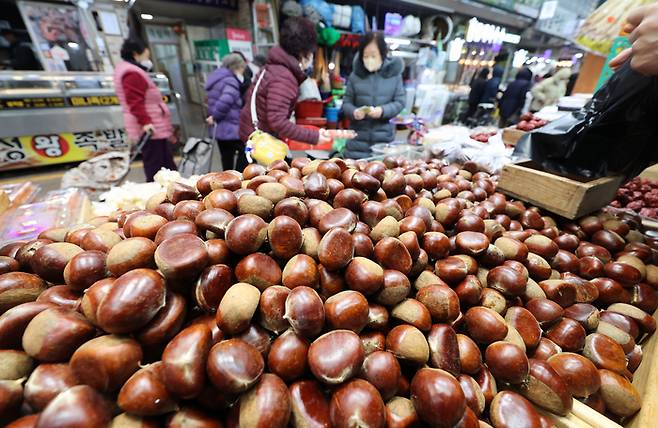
389, 43, 400, 51
67, 42, 79, 49
384, 37, 411, 46
447, 37, 464, 62
503, 33, 521, 44
575, 53, 583, 58
328, 62, 335, 71
140, 13, 154, 20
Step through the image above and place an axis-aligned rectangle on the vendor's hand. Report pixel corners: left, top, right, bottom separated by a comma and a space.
143, 124, 155, 134
610, 4, 658, 75
206, 116, 215, 125
353, 109, 366, 120
368, 106, 383, 119
318, 129, 332, 145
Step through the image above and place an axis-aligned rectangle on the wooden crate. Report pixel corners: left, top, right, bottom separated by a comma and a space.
543, 308, 658, 428
497, 161, 623, 219
501, 127, 526, 146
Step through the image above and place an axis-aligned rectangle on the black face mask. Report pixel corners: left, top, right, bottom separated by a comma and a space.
304, 66, 314, 77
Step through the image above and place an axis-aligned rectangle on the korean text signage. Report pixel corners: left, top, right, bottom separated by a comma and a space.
0, 129, 129, 171
0, 95, 170, 110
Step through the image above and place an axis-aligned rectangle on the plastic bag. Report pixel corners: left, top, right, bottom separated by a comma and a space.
246, 130, 289, 166
514, 62, 658, 181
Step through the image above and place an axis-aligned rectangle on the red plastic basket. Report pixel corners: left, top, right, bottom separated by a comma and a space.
286, 124, 333, 151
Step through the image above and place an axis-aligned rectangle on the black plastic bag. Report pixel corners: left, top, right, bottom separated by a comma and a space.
514, 63, 658, 181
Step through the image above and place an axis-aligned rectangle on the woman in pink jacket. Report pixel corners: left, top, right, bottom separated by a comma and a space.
114, 39, 177, 182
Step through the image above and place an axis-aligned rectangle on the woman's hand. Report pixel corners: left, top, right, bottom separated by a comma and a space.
206, 116, 215, 125
318, 129, 332, 145
609, 4, 658, 75
353, 108, 366, 120
143, 124, 155, 134
368, 106, 383, 119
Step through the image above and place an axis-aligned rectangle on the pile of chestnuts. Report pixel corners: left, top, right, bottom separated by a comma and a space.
0, 155, 655, 428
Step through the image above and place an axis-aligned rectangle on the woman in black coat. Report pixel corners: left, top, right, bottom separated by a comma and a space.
462, 68, 489, 122
499, 67, 533, 127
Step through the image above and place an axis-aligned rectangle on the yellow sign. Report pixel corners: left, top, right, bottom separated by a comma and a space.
0, 129, 128, 171
69, 95, 120, 107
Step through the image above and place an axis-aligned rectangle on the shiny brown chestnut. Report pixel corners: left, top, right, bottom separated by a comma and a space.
23, 307, 95, 362
224, 214, 267, 255
410, 368, 466, 428
489, 391, 542, 428
547, 352, 600, 398
386, 325, 429, 365
207, 338, 264, 394
308, 329, 364, 384
267, 329, 309, 382
35, 385, 112, 427
324, 290, 369, 333
464, 306, 508, 345
282, 254, 319, 289
285, 286, 325, 338
235, 253, 282, 291
24, 363, 79, 411
329, 378, 386, 428
416, 284, 460, 323
318, 227, 354, 271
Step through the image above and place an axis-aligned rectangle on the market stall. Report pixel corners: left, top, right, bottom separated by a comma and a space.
0, 148, 654, 427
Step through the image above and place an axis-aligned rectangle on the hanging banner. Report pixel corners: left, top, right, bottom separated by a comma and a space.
0, 129, 129, 171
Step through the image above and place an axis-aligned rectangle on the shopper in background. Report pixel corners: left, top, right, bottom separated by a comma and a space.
499, 67, 533, 127
461, 68, 490, 122
114, 39, 176, 182
251, 54, 267, 74
530, 68, 571, 112
232, 51, 252, 100
239, 17, 331, 146
342, 31, 405, 159
482, 65, 503, 104
206, 53, 248, 172
1, 29, 42, 70
610, 3, 658, 75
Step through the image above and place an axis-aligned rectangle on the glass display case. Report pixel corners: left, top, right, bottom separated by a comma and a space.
0, 71, 180, 171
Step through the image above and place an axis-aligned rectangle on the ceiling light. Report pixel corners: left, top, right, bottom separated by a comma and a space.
141, 13, 154, 20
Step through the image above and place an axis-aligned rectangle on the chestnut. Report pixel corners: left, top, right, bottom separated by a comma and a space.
591, 277, 631, 306
36, 385, 112, 427
318, 208, 358, 234
35, 285, 81, 311
487, 266, 526, 298
563, 303, 599, 331
0, 302, 52, 349
485, 341, 529, 384
241, 377, 293, 426
274, 197, 308, 226
505, 307, 541, 350
494, 237, 528, 262
289, 380, 331, 428
537, 280, 576, 308
284, 286, 325, 338
386, 325, 429, 365
97, 268, 166, 334
489, 391, 542, 428
207, 338, 264, 394
125, 213, 167, 240
386, 396, 420, 428
324, 290, 369, 333
426, 324, 460, 377
330, 378, 386, 428
62, 250, 107, 291
374, 237, 412, 275
435, 256, 470, 285
204, 188, 238, 211
216, 282, 260, 335
283, 254, 319, 289
0, 256, 19, 275
155, 233, 209, 282
105, 237, 156, 277
195, 263, 233, 313
360, 350, 401, 400
24, 363, 79, 411
301, 227, 322, 259
224, 214, 267, 255
345, 257, 384, 296
23, 307, 94, 362
545, 317, 586, 352
391, 299, 432, 332
0, 272, 47, 313
318, 228, 354, 271
598, 369, 641, 418
416, 284, 460, 323
70, 334, 142, 393
308, 329, 364, 384
268, 329, 309, 382
410, 368, 466, 428
464, 307, 508, 345
517, 358, 572, 416
117, 362, 177, 416
582, 333, 627, 375
547, 352, 600, 398
30, 242, 83, 283
235, 253, 282, 290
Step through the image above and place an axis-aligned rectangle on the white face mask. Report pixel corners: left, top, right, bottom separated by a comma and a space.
300, 54, 313, 71
140, 59, 153, 71
236, 73, 245, 83
363, 57, 383, 73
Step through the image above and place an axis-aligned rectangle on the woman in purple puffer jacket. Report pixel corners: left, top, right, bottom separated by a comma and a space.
205, 53, 248, 171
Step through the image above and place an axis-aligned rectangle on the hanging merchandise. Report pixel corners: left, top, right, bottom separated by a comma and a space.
318, 26, 341, 47
281, 0, 303, 17
576, 0, 647, 55
332, 4, 352, 29
301, 0, 333, 25
401, 15, 422, 37
384, 13, 404, 36
351, 5, 366, 33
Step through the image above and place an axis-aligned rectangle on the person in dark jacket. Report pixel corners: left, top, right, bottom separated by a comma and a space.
462, 68, 489, 122
342, 32, 405, 159
232, 51, 253, 101
499, 67, 533, 127
1, 29, 42, 70
239, 17, 331, 146
206, 53, 248, 171
482, 65, 503, 104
